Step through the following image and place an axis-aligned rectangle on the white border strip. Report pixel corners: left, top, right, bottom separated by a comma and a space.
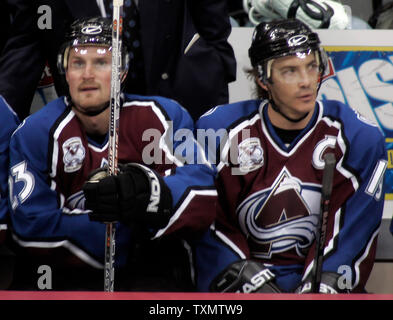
12, 233, 103, 269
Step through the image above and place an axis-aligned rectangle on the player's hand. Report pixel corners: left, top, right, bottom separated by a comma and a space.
83, 163, 173, 228
82, 167, 119, 222
295, 272, 350, 294
210, 260, 282, 293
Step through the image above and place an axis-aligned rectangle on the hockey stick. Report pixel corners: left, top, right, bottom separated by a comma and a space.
105, 0, 124, 292
311, 152, 336, 293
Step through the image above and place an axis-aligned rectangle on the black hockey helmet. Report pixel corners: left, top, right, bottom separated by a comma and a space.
248, 19, 328, 82
57, 16, 129, 74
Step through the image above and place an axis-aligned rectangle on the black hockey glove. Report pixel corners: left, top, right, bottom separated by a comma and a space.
295, 272, 351, 294
83, 163, 173, 229
210, 260, 281, 293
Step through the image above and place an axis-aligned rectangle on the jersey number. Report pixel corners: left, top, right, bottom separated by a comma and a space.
9, 161, 35, 209
366, 159, 387, 201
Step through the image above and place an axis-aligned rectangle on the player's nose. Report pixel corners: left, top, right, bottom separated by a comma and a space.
298, 69, 312, 87
82, 62, 95, 79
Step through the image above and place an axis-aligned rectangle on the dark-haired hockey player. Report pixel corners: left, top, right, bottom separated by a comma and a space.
7, 17, 216, 290
193, 19, 387, 293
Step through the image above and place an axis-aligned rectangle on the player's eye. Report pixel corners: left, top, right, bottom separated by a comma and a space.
96, 59, 107, 66
308, 62, 319, 71
94, 59, 110, 69
281, 67, 296, 75
70, 59, 85, 69
278, 67, 297, 81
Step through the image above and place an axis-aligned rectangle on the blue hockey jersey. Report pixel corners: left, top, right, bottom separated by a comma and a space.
0, 96, 19, 244
194, 99, 387, 293
8, 94, 216, 271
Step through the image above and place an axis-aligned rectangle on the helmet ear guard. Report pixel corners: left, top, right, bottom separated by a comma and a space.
57, 45, 69, 75
317, 47, 329, 78
256, 60, 274, 84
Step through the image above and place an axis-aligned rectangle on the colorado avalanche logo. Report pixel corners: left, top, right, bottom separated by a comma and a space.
62, 137, 86, 173
237, 167, 321, 259
237, 138, 264, 173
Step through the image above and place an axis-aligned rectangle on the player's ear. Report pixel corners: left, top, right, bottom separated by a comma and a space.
65, 69, 70, 85
256, 76, 268, 91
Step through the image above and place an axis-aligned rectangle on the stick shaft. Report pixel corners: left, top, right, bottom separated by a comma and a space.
104, 0, 123, 292
104, 222, 115, 292
311, 152, 336, 293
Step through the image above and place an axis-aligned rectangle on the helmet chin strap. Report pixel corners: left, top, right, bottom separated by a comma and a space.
269, 98, 309, 123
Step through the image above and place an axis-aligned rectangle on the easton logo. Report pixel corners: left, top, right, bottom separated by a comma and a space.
288, 35, 308, 47
81, 25, 102, 35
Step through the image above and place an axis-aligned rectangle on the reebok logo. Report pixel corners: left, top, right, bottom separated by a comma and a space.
288, 35, 308, 47
81, 25, 103, 35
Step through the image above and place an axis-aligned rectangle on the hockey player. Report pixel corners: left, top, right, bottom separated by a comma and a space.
0, 96, 19, 244
193, 19, 387, 293
7, 17, 216, 290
